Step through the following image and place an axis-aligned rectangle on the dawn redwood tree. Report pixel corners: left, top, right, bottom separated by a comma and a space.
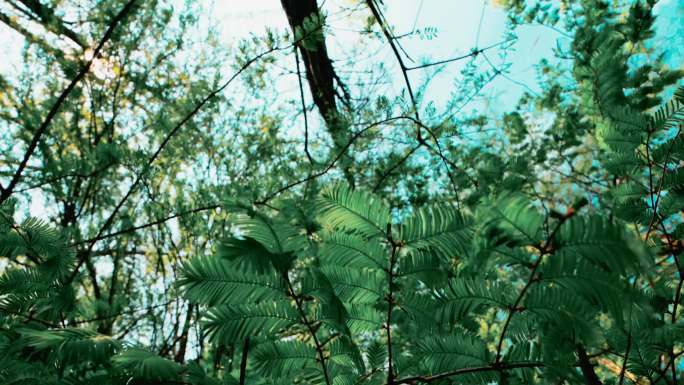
0, 0, 682, 384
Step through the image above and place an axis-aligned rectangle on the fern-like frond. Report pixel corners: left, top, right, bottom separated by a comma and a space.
610, 181, 646, 204
417, 333, 490, 373
217, 236, 290, 274
555, 215, 640, 275
0, 268, 52, 296
343, 304, 383, 334
300, 268, 350, 331
657, 190, 684, 218
599, 107, 646, 153
316, 183, 390, 238
398, 203, 472, 259
653, 135, 684, 163
20, 328, 120, 366
433, 278, 514, 325
539, 256, 629, 324
251, 341, 317, 378
650, 97, 684, 132
202, 302, 299, 343
397, 249, 446, 284
328, 336, 365, 373
0, 268, 58, 314
0, 212, 74, 279
523, 286, 595, 336
111, 348, 182, 381
178, 257, 286, 306
320, 266, 385, 304
487, 194, 544, 244
365, 340, 387, 370
232, 212, 307, 257
662, 168, 684, 193
603, 152, 642, 175
317, 231, 386, 270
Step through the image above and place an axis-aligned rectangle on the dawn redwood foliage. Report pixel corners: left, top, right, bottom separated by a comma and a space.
0, 0, 683, 384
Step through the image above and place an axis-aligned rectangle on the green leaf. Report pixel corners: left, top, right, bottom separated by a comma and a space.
320, 266, 385, 304
417, 333, 489, 373
555, 215, 639, 275
488, 194, 544, 244
539, 257, 629, 324
598, 107, 645, 153
523, 286, 595, 338
399, 203, 472, 260
112, 349, 182, 381
217, 236, 290, 274
20, 328, 120, 366
251, 341, 317, 378
232, 212, 307, 257
328, 337, 364, 373
397, 249, 446, 284
178, 257, 286, 306
365, 340, 387, 370
203, 302, 299, 343
433, 278, 514, 325
610, 181, 646, 204
650, 97, 684, 132
318, 231, 386, 270
344, 305, 383, 334
316, 184, 390, 238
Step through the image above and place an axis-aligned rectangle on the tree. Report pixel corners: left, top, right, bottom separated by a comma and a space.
0, 0, 682, 384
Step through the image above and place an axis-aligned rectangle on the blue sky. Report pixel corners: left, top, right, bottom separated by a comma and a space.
2, 0, 680, 118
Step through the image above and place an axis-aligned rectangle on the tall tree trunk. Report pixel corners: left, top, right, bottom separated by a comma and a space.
280, 0, 356, 186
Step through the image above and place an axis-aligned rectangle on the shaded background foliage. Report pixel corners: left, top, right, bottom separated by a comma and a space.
0, 0, 683, 384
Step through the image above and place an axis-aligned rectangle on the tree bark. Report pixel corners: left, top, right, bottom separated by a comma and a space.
280, 0, 355, 185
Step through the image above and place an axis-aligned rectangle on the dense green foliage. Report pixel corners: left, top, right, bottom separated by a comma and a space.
0, 0, 682, 384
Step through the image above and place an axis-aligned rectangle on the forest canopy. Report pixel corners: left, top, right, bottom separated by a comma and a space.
0, 0, 683, 384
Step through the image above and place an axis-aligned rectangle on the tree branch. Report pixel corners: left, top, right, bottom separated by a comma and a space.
577, 345, 604, 385
239, 337, 250, 385
372, 143, 421, 192
617, 333, 632, 385
395, 362, 544, 384
494, 213, 571, 363
66, 45, 280, 285
255, 116, 416, 204
283, 273, 332, 385
385, 223, 399, 384
405, 39, 514, 71
294, 47, 314, 165
72, 204, 220, 246
13, 0, 86, 48
365, 0, 419, 123
0, 9, 62, 56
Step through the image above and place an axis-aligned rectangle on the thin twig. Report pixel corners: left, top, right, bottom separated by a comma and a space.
66, 45, 280, 285
385, 223, 399, 384
405, 39, 514, 71
295, 47, 314, 165
365, 0, 420, 124
284, 274, 332, 385
395, 362, 544, 384
239, 337, 250, 385
72, 204, 219, 246
255, 115, 417, 204
618, 333, 632, 385
494, 213, 570, 363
